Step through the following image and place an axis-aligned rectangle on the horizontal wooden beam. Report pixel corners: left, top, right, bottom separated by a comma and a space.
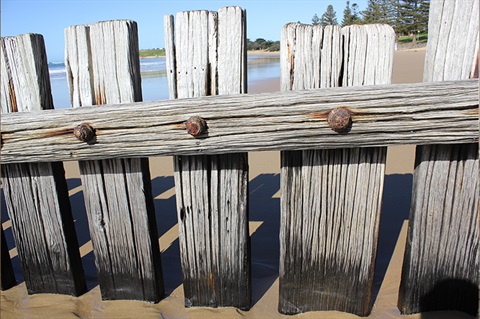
1, 79, 478, 164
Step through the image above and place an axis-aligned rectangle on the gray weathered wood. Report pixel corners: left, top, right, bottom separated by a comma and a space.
0, 79, 478, 164
423, 0, 479, 82
164, 14, 177, 99
173, 153, 249, 308
65, 20, 164, 302
279, 23, 394, 316
280, 24, 342, 90
399, 144, 479, 315
0, 33, 86, 296
1, 227, 16, 290
280, 148, 386, 314
164, 7, 250, 309
398, 0, 479, 316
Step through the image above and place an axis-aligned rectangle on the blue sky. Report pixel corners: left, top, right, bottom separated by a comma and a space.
1, 0, 367, 62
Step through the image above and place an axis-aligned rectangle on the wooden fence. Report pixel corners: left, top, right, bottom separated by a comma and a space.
1, 1, 479, 318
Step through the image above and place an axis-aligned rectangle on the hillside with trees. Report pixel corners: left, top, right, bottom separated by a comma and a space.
313, 0, 430, 43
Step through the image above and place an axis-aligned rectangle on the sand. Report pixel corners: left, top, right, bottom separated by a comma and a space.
2, 47, 474, 319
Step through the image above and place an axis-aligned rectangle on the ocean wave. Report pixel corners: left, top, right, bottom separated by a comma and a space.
49, 68, 66, 75
46, 56, 278, 83
47, 59, 167, 74
140, 58, 166, 74
140, 60, 166, 66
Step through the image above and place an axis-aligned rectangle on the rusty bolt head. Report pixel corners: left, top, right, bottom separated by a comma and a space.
327, 107, 352, 133
74, 123, 96, 142
185, 116, 207, 137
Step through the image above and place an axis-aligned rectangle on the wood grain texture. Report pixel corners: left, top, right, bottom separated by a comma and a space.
174, 153, 249, 308
280, 148, 386, 315
0, 34, 54, 113
165, 7, 251, 309
398, 0, 480, 316
1, 227, 16, 290
0, 34, 86, 296
280, 24, 342, 91
342, 24, 395, 86
65, 20, 163, 302
1, 79, 478, 164
279, 23, 394, 316
399, 144, 479, 316
423, 0, 479, 82
163, 14, 177, 99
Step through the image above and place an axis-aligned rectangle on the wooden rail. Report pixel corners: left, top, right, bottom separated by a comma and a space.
1, 79, 477, 164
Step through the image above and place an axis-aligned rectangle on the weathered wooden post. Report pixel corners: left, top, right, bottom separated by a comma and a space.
0, 33, 86, 295
164, 6, 250, 309
398, 0, 479, 316
1, 227, 16, 290
64, 20, 164, 302
279, 23, 395, 316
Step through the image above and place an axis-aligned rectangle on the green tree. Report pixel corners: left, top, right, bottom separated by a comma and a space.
321, 5, 338, 26
351, 3, 361, 22
362, 0, 396, 24
362, 0, 381, 23
342, 1, 360, 26
396, 0, 429, 42
418, 0, 430, 31
312, 13, 321, 25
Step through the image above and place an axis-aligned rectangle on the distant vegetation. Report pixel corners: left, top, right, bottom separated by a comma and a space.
398, 32, 427, 44
139, 40, 281, 57
139, 48, 165, 57
247, 38, 280, 52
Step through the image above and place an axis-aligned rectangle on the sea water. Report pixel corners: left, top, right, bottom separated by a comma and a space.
48, 55, 279, 109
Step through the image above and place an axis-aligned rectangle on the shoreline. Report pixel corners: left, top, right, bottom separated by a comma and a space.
140, 49, 281, 59
140, 44, 427, 59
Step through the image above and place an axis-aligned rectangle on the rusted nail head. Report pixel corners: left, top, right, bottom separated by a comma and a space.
74, 123, 96, 142
185, 116, 207, 137
327, 107, 352, 133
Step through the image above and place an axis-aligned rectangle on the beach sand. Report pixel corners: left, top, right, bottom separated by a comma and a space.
1, 47, 474, 319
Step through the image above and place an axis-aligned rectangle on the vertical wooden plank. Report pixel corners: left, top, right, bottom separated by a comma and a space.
399, 145, 479, 315
1, 227, 16, 290
165, 7, 250, 309
208, 11, 219, 96
0, 34, 86, 296
280, 23, 297, 91
423, 0, 479, 82
398, 0, 479, 316
279, 23, 394, 316
321, 25, 342, 88
64, 20, 164, 302
218, 6, 247, 94
64, 25, 94, 107
164, 15, 177, 99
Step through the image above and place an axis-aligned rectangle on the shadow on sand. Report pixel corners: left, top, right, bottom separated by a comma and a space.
3, 171, 476, 318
